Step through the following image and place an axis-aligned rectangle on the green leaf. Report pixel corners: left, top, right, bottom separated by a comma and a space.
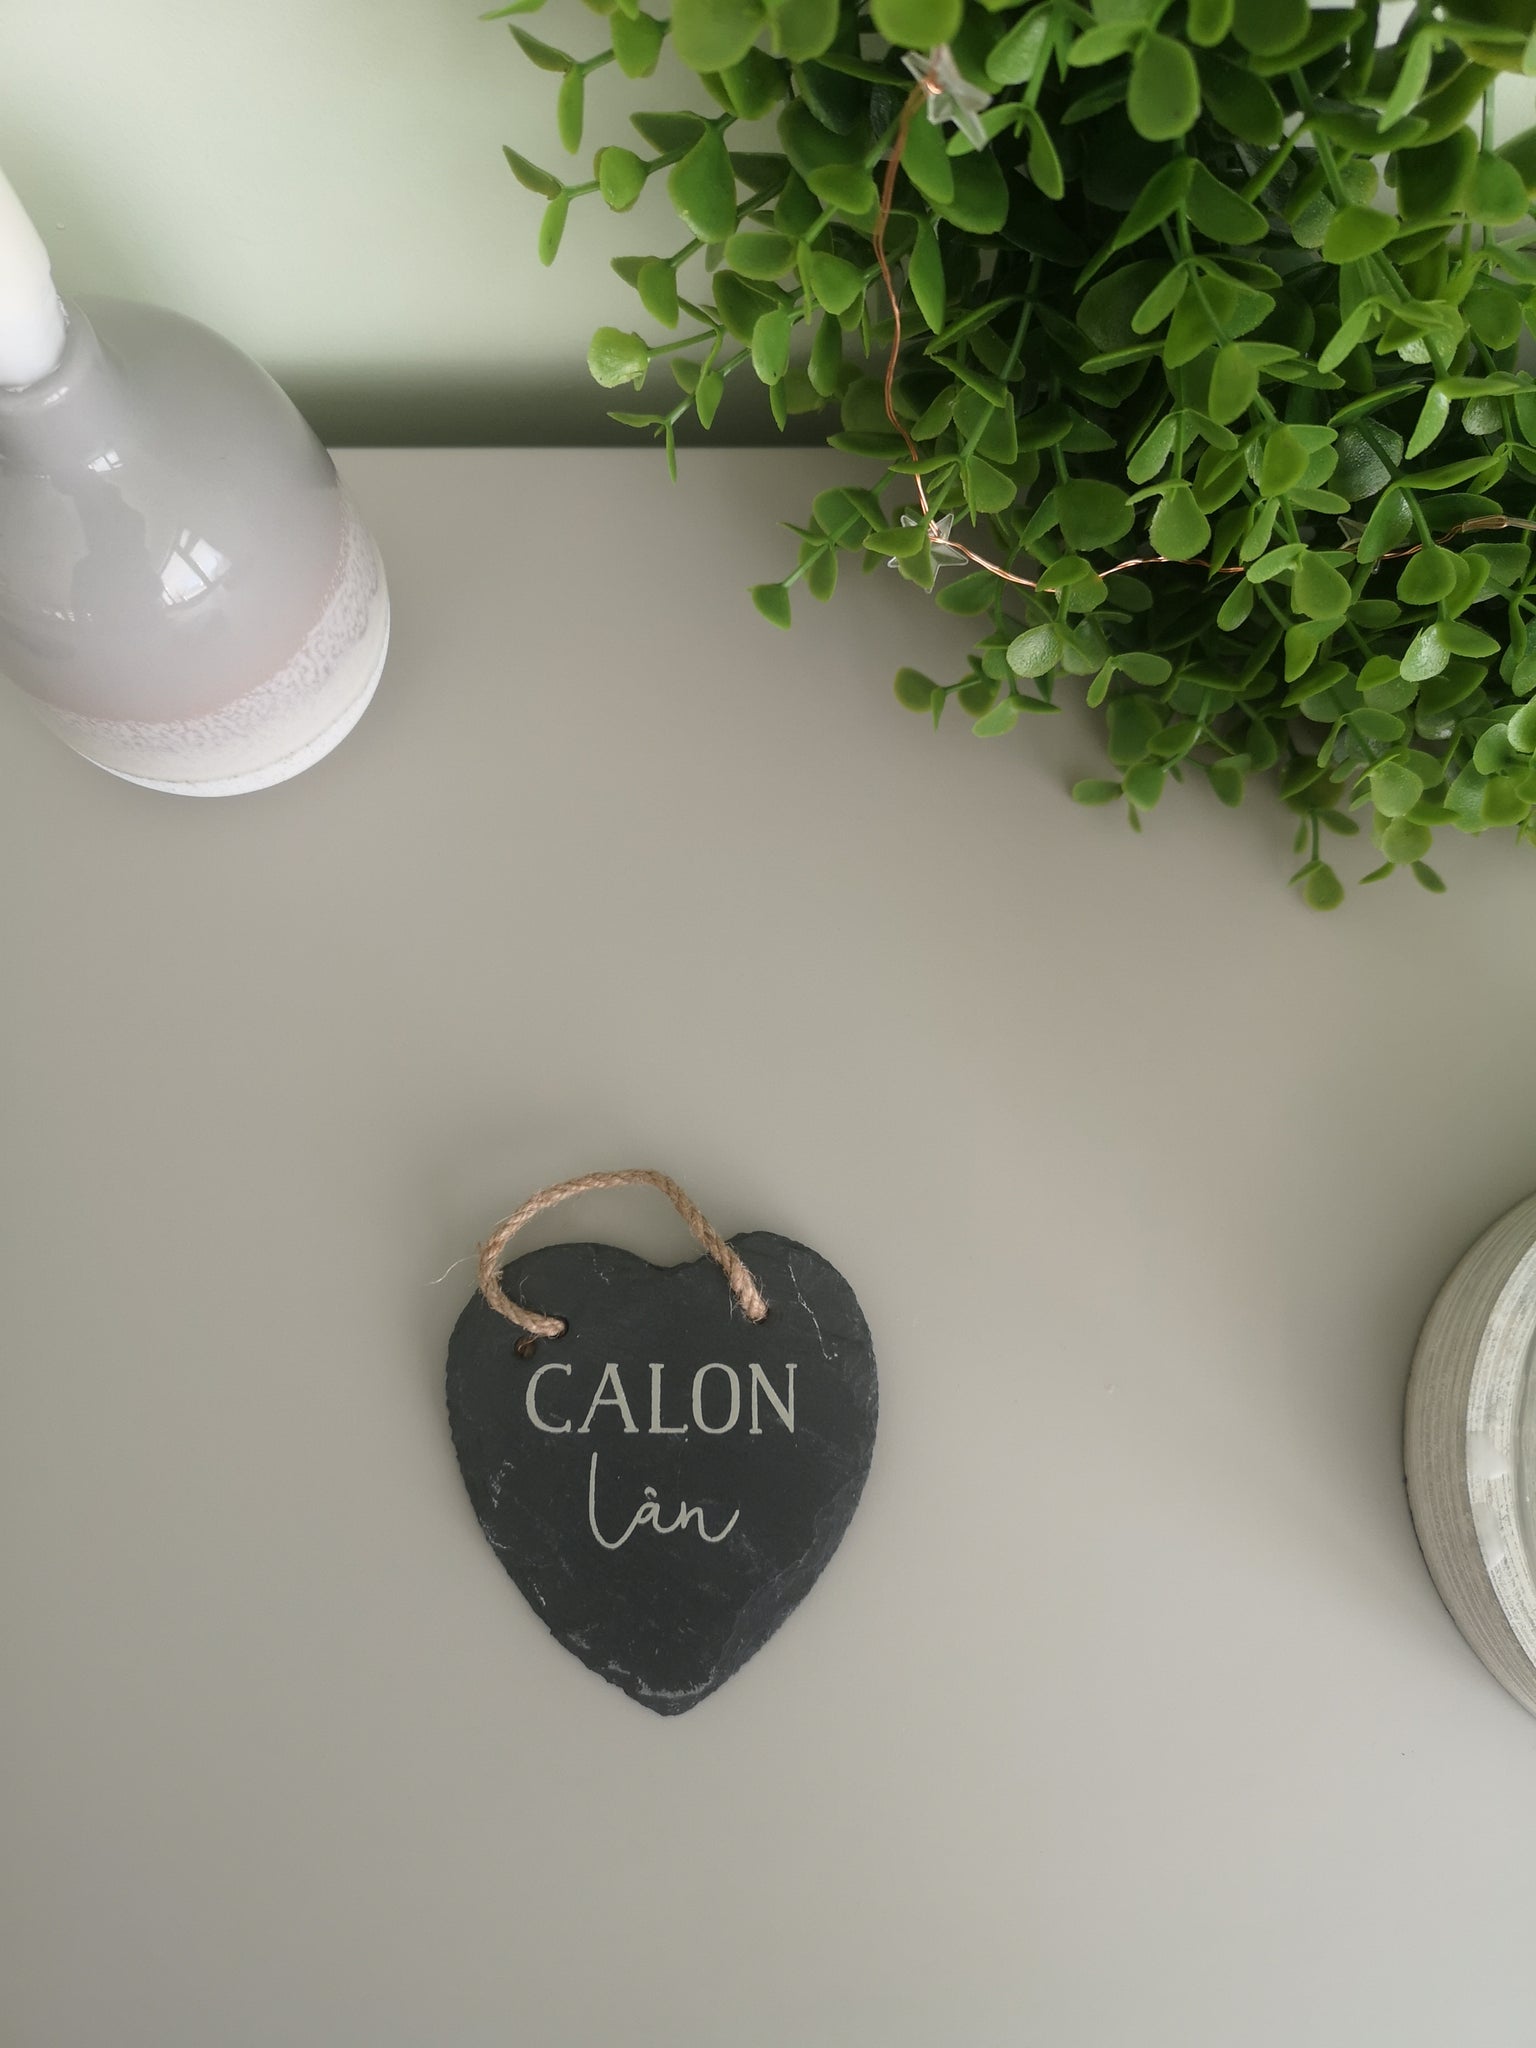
1381, 817, 1433, 863
751, 581, 792, 628
1233, 0, 1308, 57
1508, 699, 1536, 754
1248, 540, 1303, 582
695, 368, 724, 428
1371, 761, 1424, 817
1317, 298, 1379, 374
908, 219, 945, 333
1405, 386, 1452, 459
1111, 157, 1196, 253
894, 666, 937, 711
1466, 283, 1524, 351
1123, 761, 1166, 808
1302, 862, 1345, 910
812, 485, 876, 541
1396, 545, 1458, 604
1107, 695, 1162, 766
612, 8, 665, 76
637, 258, 680, 326
1185, 162, 1267, 244
866, 520, 928, 560
1072, 779, 1124, 805
1498, 120, 1536, 195
900, 111, 955, 206
720, 48, 787, 120
805, 251, 864, 314
556, 66, 585, 152
935, 151, 1009, 233
1197, 51, 1284, 145
538, 192, 570, 265
725, 229, 796, 278
808, 311, 843, 394
1149, 483, 1211, 561
1206, 760, 1246, 805
1133, 265, 1190, 333
1258, 425, 1308, 498
1208, 344, 1259, 425
1006, 624, 1062, 678
1292, 550, 1352, 620
503, 146, 564, 200
668, 127, 739, 242
804, 545, 837, 600
1027, 114, 1065, 200
751, 307, 792, 383
1412, 860, 1446, 893
806, 163, 880, 215
963, 456, 1016, 515
1127, 415, 1177, 484
1128, 35, 1201, 143
1055, 479, 1134, 552
1474, 723, 1516, 775
1482, 770, 1531, 827
987, 7, 1052, 87
1470, 150, 1530, 226
1117, 653, 1172, 686
770, 0, 840, 60
598, 146, 647, 211
1409, 455, 1504, 490
1398, 126, 1478, 221
869, 0, 962, 50
973, 698, 1021, 737
671, 0, 766, 71
936, 570, 1001, 615
1187, 0, 1234, 48
1069, 21, 1144, 68
1439, 618, 1500, 658
1356, 486, 1413, 565
1378, 29, 1433, 129
1401, 623, 1451, 681
633, 110, 708, 152
1320, 205, 1398, 264
587, 325, 650, 388
512, 27, 573, 71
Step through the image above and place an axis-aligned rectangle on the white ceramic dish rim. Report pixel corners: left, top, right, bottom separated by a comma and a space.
1406, 1193, 1536, 1716
1466, 1226, 1536, 1665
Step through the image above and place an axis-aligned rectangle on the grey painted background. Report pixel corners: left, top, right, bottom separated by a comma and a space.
2, 450, 1536, 2045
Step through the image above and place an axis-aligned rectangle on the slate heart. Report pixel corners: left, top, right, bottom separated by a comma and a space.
446, 1231, 877, 1714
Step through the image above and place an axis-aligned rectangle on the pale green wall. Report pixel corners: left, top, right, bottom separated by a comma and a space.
5, 4, 1533, 444
0, 0, 755, 444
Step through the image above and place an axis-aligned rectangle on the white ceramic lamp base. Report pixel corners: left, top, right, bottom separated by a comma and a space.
105, 585, 390, 797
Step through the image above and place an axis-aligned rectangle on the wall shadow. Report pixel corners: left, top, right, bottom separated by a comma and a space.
283, 365, 833, 450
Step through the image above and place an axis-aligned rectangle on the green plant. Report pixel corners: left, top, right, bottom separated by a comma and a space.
501, 0, 1536, 905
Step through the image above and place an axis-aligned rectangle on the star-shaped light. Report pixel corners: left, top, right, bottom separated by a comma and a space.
887, 510, 968, 569
901, 45, 993, 153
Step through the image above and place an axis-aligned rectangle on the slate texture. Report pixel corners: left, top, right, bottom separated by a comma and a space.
446, 1232, 878, 1714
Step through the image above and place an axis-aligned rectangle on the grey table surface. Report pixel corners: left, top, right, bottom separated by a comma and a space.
2, 448, 1535, 2048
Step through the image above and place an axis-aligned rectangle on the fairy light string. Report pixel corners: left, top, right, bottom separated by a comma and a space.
870, 54, 1533, 594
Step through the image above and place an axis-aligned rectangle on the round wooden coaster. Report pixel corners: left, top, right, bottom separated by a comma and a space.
1405, 1194, 1536, 1717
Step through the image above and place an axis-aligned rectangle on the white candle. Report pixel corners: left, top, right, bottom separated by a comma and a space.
0, 168, 66, 389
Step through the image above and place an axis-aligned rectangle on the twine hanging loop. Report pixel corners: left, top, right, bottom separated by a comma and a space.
477, 1169, 769, 1353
